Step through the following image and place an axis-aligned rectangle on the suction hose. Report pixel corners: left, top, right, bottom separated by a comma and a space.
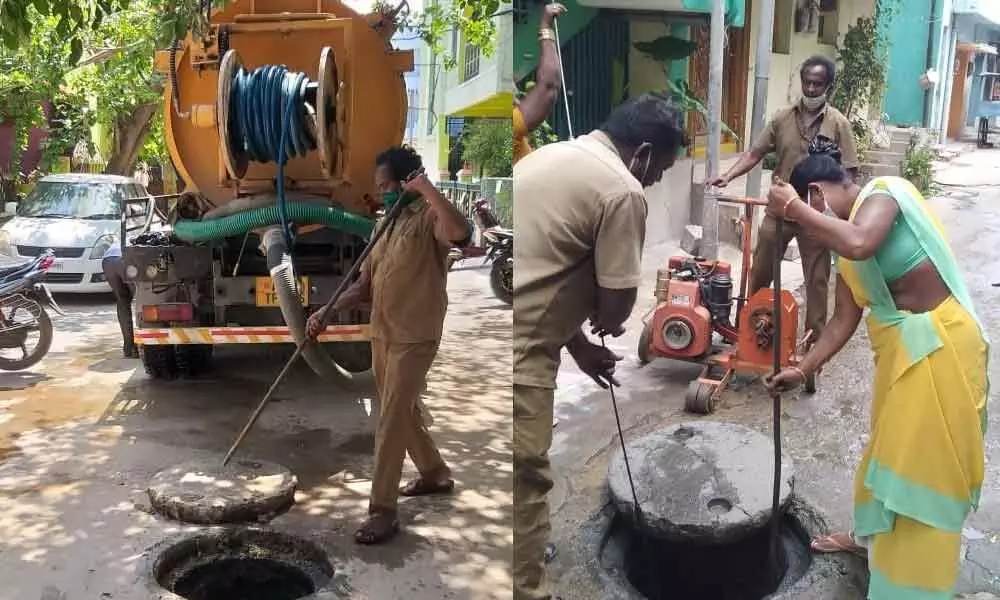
260, 227, 356, 384
173, 202, 374, 243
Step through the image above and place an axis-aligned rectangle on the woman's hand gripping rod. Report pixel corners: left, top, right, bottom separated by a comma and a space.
222, 169, 425, 466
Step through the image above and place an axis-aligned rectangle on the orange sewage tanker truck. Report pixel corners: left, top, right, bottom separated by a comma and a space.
124, 0, 412, 380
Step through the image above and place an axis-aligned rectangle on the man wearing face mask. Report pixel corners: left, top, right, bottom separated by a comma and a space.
306, 145, 472, 546
512, 92, 689, 600
708, 55, 859, 375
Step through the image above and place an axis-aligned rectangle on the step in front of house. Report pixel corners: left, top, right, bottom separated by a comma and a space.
864, 150, 905, 166
862, 163, 901, 178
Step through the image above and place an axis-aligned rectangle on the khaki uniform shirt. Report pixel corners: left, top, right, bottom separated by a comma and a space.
751, 102, 859, 182
366, 200, 450, 343
513, 130, 647, 389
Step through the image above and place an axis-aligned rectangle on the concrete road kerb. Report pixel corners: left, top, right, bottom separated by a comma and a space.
147, 457, 298, 525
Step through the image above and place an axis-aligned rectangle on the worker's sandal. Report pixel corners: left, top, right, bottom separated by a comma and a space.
810, 531, 866, 558
355, 512, 400, 545
399, 476, 455, 497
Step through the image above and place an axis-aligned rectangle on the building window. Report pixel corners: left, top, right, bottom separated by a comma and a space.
818, 0, 839, 46
772, 0, 794, 55
463, 42, 481, 81
405, 89, 419, 142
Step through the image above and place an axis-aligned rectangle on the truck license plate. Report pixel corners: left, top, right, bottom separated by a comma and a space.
255, 276, 309, 307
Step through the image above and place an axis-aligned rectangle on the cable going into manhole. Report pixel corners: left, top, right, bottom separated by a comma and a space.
602, 334, 660, 600
768, 216, 787, 585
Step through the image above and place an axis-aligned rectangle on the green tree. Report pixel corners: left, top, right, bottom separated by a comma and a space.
461, 118, 512, 177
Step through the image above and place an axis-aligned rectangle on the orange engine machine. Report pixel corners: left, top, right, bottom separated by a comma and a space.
638, 195, 809, 415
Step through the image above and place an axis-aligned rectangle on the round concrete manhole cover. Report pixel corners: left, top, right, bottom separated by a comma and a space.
148, 458, 298, 525
608, 420, 794, 544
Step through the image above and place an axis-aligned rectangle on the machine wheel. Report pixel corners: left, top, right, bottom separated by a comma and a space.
175, 344, 213, 378
141, 345, 178, 380
684, 380, 717, 415
324, 341, 372, 373
637, 322, 653, 366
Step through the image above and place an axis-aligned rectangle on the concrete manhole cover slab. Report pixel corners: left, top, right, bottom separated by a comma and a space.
608, 420, 794, 544
148, 458, 297, 525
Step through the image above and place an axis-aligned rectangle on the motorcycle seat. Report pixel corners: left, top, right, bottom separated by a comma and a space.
0, 261, 34, 279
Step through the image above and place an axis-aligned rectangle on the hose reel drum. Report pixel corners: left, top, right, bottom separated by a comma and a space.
217, 47, 340, 182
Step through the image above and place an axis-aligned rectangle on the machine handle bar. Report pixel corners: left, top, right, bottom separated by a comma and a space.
706, 193, 768, 207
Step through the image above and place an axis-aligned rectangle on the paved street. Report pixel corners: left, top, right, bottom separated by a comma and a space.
0, 263, 512, 599
546, 147, 1000, 598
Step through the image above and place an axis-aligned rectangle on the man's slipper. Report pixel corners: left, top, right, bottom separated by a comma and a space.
399, 477, 455, 497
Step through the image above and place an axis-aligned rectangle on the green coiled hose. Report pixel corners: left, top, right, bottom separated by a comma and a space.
173, 202, 374, 243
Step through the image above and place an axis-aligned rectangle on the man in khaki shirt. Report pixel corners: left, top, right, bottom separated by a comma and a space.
307, 145, 472, 545
513, 93, 688, 600
709, 55, 859, 372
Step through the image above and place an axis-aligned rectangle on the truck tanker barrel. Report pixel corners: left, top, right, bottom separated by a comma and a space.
123, 0, 413, 381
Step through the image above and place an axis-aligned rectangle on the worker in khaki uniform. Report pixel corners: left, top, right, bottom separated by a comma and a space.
513, 93, 689, 600
307, 145, 472, 545
710, 55, 858, 358
513, 3, 567, 165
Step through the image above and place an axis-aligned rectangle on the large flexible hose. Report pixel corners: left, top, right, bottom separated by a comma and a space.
173, 202, 374, 243
260, 227, 356, 384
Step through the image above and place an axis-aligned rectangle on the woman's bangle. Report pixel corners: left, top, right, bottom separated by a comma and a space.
790, 366, 807, 383
782, 195, 799, 218
539, 28, 556, 41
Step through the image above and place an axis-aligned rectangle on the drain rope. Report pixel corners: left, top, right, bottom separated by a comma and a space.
767, 218, 787, 585
602, 335, 660, 600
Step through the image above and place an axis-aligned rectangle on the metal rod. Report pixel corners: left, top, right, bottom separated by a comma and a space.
221, 192, 411, 466
550, 2, 574, 139
702, 0, 726, 260
745, 0, 776, 250
769, 217, 784, 582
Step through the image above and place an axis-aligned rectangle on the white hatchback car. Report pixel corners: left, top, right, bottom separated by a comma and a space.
0, 173, 153, 293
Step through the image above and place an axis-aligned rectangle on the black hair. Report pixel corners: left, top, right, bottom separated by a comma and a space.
789, 139, 849, 198
375, 145, 423, 181
599, 92, 690, 153
800, 55, 836, 87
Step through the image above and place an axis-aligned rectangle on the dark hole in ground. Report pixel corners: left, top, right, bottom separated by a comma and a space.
171, 557, 315, 600
623, 515, 810, 600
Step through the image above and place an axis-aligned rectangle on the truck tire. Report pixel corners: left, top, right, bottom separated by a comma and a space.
324, 341, 372, 373
141, 345, 178, 380
175, 344, 214, 378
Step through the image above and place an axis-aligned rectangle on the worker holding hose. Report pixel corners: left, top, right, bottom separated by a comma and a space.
513, 93, 688, 600
513, 2, 567, 165
306, 145, 472, 545
709, 56, 859, 369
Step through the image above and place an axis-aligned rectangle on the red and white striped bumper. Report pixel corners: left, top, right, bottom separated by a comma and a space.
134, 324, 371, 345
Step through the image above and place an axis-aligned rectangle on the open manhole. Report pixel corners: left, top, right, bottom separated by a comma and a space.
616, 512, 810, 599
144, 528, 337, 600
596, 421, 869, 599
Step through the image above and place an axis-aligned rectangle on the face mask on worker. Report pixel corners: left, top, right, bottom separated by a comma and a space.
627, 142, 654, 187
801, 93, 828, 112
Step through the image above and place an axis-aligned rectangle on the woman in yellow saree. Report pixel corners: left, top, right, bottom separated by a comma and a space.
764, 150, 989, 599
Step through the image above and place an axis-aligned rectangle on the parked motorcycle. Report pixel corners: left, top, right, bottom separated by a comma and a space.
0, 249, 63, 371
447, 197, 504, 271
485, 228, 513, 305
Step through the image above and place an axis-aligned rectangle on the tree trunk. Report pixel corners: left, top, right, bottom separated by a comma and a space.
104, 101, 159, 176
